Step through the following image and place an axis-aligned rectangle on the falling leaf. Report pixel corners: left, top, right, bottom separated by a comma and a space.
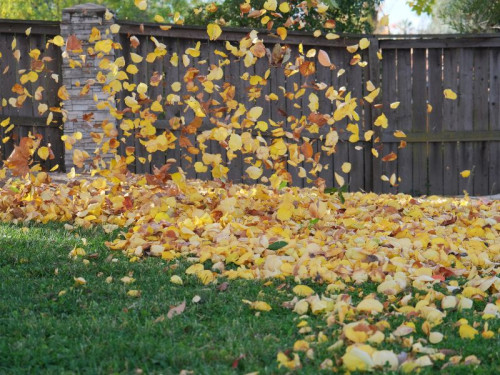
317, 49, 333, 69
246, 166, 263, 180
444, 89, 457, 100
37, 146, 50, 160
460, 170, 471, 178
341, 162, 352, 174
359, 38, 370, 50
207, 23, 222, 41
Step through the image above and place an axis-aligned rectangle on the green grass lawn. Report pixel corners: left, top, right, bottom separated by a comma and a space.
1, 222, 499, 374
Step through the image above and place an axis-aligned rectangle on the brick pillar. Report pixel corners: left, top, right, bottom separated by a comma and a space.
61, 3, 117, 172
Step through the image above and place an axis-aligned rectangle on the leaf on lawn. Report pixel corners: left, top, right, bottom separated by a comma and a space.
167, 300, 186, 319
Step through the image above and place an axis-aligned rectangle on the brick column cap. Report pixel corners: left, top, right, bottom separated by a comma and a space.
62, 3, 109, 16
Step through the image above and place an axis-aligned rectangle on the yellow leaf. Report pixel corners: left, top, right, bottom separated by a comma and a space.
342, 347, 373, 371
364, 130, 374, 141
126, 64, 139, 74
277, 351, 301, 369
459, 324, 478, 339
137, 82, 148, 95
207, 23, 222, 41
243, 299, 272, 311
357, 298, 384, 314
393, 130, 406, 138
110, 24, 120, 33
247, 106, 263, 121
130, 52, 143, 63
346, 44, 359, 53
293, 340, 309, 352
246, 166, 263, 180
74, 277, 86, 285
194, 162, 208, 173
170, 275, 183, 285
127, 289, 141, 297
335, 172, 345, 187
341, 162, 352, 174
134, 0, 147, 11
58, 86, 70, 101
374, 113, 388, 128
293, 285, 315, 297
51, 35, 64, 47
37, 146, 50, 160
444, 88, 457, 100
359, 37, 370, 50
154, 14, 165, 23
460, 170, 471, 178
263, 0, 277, 11
277, 27, 287, 41
121, 276, 135, 284
390, 101, 400, 109
279, 2, 290, 13
326, 33, 339, 40
171, 81, 181, 92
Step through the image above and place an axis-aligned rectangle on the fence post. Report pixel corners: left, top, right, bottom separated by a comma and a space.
61, 3, 117, 172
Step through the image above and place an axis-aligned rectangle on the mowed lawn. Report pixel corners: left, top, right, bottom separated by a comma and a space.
1, 222, 499, 374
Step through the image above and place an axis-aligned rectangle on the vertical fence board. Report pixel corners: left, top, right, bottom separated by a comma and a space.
442, 48, 460, 195
380, 49, 397, 194
411, 49, 428, 196
457, 48, 475, 194
396, 48, 412, 194
428, 48, 444, 195
489, 48, 500, 194
473, 48, 490, 195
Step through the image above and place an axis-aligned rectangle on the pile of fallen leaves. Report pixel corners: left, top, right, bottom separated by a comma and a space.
1, 171, 499, 371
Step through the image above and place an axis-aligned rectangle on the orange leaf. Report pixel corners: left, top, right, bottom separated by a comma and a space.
299, 61, 316, 77
300, 142, 313, 159
318, 49, 334, 69
382, 152, 397, 162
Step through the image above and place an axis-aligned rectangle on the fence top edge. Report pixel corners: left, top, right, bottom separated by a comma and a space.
117, 20, 500, 39
0, 18, 60, 27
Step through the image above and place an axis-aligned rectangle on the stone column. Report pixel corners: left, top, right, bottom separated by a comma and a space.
61, 3, 117, 172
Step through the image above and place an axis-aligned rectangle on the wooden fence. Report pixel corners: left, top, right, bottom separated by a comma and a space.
115, 23, 500, 196
0, 20, 64, 171
1, 17, 499, 195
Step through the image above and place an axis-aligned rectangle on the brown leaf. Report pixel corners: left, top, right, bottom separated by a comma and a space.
299, 61, 316, 77
217, 282, 229, 292
130, 35, 140, 48
318, 49, 335, 69
66, 34, 82, 52
167, 300, 186, 319
5, 136, 41, 176
179, 135, 193, 148
382, 152, 397, 162
300, 142, 313, 159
